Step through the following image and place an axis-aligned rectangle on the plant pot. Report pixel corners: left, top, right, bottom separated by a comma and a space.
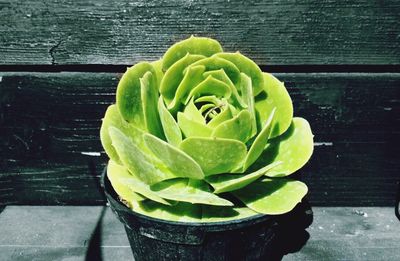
101, 168, 309, 261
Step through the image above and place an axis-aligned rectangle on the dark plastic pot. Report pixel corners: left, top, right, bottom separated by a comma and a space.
101, 168, 286, 261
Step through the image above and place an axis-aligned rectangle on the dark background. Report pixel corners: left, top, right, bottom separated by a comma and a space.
0, 0, 399, 207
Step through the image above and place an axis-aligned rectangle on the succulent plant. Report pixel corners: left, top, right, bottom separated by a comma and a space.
100, 36, 314, 222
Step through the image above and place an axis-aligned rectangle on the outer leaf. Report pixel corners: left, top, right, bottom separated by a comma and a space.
109, 127, 173, 184
215, 52, 265, 95
240, 73, 257, 137
162, 36, 223, 71
201, 206, 258, 222
255, 73, 293, 138
206, 161, 282, 194
107, 160, 145, 204
158, 97, 182, 147
116, 62, 156, 127
161, 54, 205, 103
151, 179, 233, 206
177, 112, 212, 138
263, 117, 314, 177
150, 59, 164, 88
242, 108, 276, 171
140, 71, 164, 138
100, 105, 147, 163
180, 137, 247, 175
212, 110, 252, 142
143, 133, 204, 180
233, 178, 308, 215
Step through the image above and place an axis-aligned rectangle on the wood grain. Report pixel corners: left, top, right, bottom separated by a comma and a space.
0, 72, 398, 205
0, 0, 399, 65
0, 206, 398, 260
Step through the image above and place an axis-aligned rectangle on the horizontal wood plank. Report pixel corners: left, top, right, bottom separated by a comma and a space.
0, 0, 399, 65
0, 72, 399, 205
0, 206, 398, 260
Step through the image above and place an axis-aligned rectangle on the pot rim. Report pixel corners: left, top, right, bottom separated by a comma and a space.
101, 166, 274, 229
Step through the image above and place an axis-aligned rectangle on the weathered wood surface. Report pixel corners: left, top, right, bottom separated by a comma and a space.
0, 72, 398, 206
1, 0, 399, 65
0, 206, 398, 260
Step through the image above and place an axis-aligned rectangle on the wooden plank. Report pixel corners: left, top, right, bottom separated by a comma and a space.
0, 206, 398, 260
0, 0, 399, 65
0, 72, 399, 205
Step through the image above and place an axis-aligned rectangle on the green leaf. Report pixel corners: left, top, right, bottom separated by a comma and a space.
158, 97, 182, 147
240, 73, 257, 138
100, 105, 147, 163
116, 62, 157, 128
259, 117, 314, 177
215, 52, 265, 95
212, 110, 252, 142
201, 205, 258, 222
151, 179, 233, 206
186, 75, 232, 103
255, 73, 293, 138
162, 36, 223, 71
180, 137, 247, 175
206, 161, 282, 193
207, 104, 233, 128
242, 108, 276, 171
140, 71, 164, 138
183, 98, 205, 123
109, 127, 174, 184
160, 54, 205, 104
150, 59, 164, 88
107, 160, 145, 205
143, 133, 204, 180
233, 178, 308, 215
177, 112, 212, 138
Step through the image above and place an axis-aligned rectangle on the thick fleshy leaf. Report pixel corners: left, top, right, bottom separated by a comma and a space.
201, 206, 258, 222
160, 54, 205, 103
158, 97, 182, 147
255, 73, 293, 138
240, 73, 257, 137
177, 112, 212, 138
242, 108, 276, 171
168, 65, 206, 111
190, 56, 241, 86
116, 62, 157, 127
212, 110, 252, 142
162, 36, 223, 71
109, 127, 174, 184
151, 179, 233, 206
215, 52, 265, 95
140, 71, 164, 138
183, 98, 205, 123
100, 105, 147, 163
206, 161, 282, 193
207, 104, 233, 128
143, 134, 204, 180
107, 160, 145, 205
186, 76, 232, 103
150, 59, 164, 88
233, 178, 308, 215
262, 117, 314, 177
180, 137, 247, 175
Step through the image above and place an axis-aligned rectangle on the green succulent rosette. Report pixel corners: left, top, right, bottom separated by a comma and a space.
100, 36, 314, 222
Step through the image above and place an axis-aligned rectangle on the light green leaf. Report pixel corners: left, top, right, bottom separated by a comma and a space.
107, 160, 145, 205
186, 75, 232, 103
143, 133, 204, 180
151, 179, 233, 206
109, 127, 174, 184
160, 54, 205, 104
234, 178, 308, 215
212, 110, 252, 142
100, 105, 147, 163
201, 205, 258, 222
255, 73, 293, 138
215, 52, 265, 95
240, 73, 257, 138
162, 36, 223, 71
206, 161, 282, 193
242, 108, 276, 171
158, 97, 182, 147
177, 112, 212, 138
180, 137, 247, 175
207, 104, 233, 128
116, 62, 157, 127
150, 59, 164, 88
140, 71, 164, 138
183, 98, 205, 123
168, 65, 206, 112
